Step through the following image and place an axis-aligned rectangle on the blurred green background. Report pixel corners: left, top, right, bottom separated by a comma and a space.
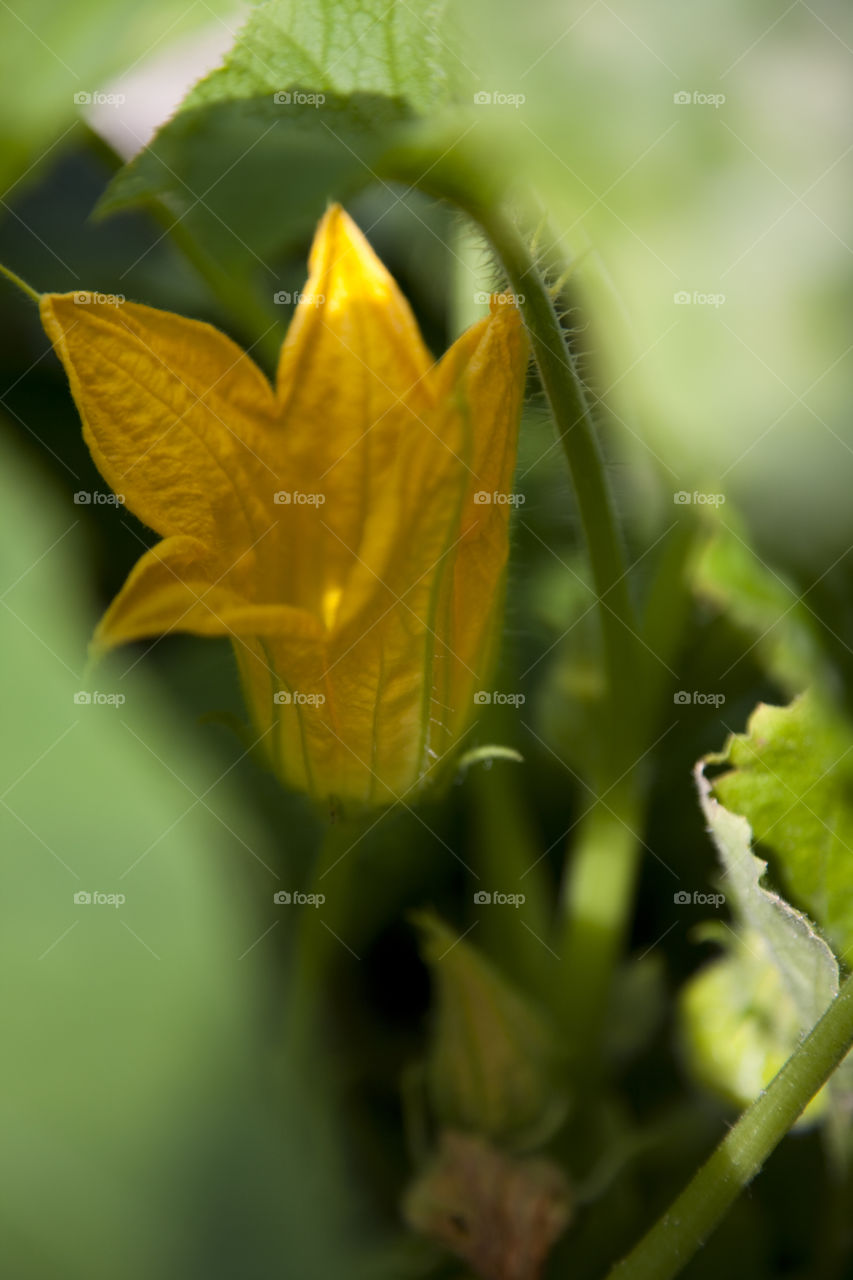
1, 1, 851, 1277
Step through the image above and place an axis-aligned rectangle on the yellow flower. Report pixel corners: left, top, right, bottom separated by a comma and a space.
41, 206, 527, 807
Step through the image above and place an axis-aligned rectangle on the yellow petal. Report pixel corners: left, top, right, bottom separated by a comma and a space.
40, 294, 278, 562
324, 297, 528, 800
95, 534, 321, 651
273, 205, 435, 623
431, 297, 529, 751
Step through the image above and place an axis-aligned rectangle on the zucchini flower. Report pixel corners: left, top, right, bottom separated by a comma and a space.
41, 207, 527, 807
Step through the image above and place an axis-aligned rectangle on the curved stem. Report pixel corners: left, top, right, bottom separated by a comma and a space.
464, 202, 639, 736
462, 202, 648, 1069
0, 261, 40, 304
607, 970, 853, 1280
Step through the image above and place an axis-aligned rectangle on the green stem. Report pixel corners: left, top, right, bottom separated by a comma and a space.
464, 202, 638, 734
557, 796, 644, 1074
464, 204, 649, 1067
287, 816, 364, 1048
607, 970, 853, 1280
0, 261, 40, 304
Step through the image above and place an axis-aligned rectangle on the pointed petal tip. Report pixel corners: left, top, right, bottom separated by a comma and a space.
307, 203, 393, 299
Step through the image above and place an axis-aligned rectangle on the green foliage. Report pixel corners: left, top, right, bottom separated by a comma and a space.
99, 92, 415, 268
180, 0, 453, 113
681, 930, 830, 1126
696, 757, 838, 1019
99, 0, 456, 267
693, 521, 834, 696
681, 760, 840, 1124
413, 912, 569, 1152
711, 694, 853, 960
0, 438, 353, 1278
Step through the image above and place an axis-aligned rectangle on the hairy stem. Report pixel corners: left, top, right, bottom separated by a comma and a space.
467, 203, 639, 737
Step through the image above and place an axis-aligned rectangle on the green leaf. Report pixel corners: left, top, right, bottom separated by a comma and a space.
0, 430, 354, 1277
695, 759, 838, 1021
180, 0, 453, 114
692, 520, 834, 695
99, 0, 457, 267
680, 931, 831, 1126
680, 759, 841, 1126
413, 912, 569, 1151
710, 693, 853, 960
98, 92, 415, 268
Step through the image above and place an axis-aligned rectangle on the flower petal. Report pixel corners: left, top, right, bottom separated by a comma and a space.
322, 298, 528, 798
95, 534, 322, 652
41, 294, 278, 558
273, 206, 435, 620
433, 298, 529, 748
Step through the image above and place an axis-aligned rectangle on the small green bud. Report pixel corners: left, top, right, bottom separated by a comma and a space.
413, 911, 569, 1151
